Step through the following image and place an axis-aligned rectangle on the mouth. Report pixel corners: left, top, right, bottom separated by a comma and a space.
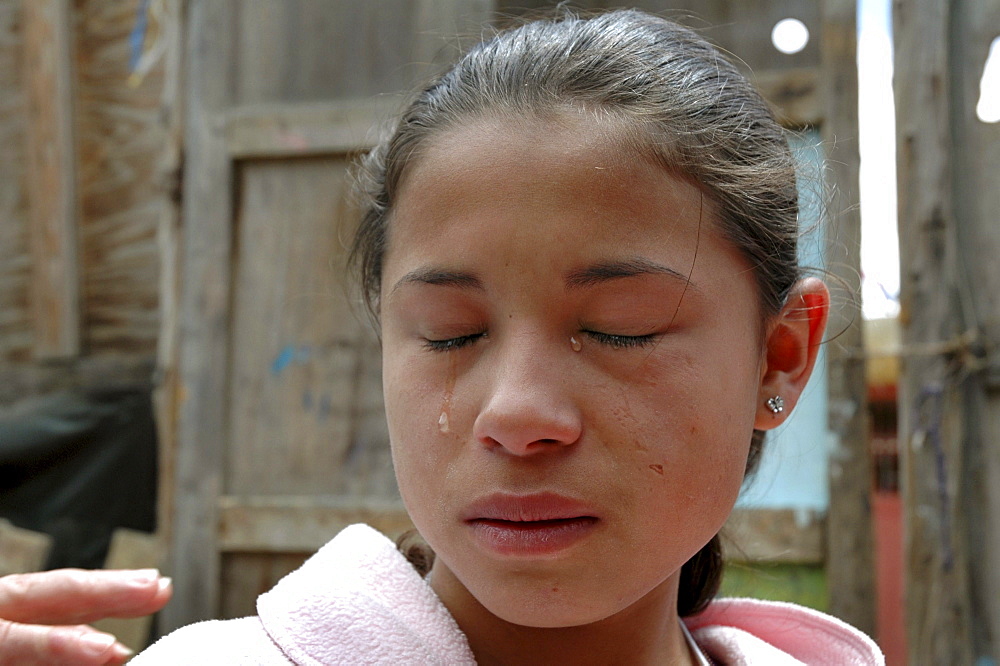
462, 493, 600, 556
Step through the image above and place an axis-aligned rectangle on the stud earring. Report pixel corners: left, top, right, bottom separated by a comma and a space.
766, 395, 785, 415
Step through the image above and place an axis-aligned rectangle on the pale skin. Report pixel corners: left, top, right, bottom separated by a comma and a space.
0, 568, 171, 665
380, 114, 829, 665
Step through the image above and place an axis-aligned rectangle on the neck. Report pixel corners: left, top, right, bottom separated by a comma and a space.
429, 563, 697, 666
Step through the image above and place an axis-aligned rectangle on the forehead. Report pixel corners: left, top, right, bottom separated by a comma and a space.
392, 113, 707, 237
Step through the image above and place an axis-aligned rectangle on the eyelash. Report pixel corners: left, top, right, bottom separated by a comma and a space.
423, 333, 486, 352
583, 331, 657, 349
423, 330, 656, 352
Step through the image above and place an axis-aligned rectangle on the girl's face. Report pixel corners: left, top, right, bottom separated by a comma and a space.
380, 115, 767, 629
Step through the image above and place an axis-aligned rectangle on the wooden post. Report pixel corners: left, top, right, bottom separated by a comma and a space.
820, 0, 876, 636
951, 0, 1000, 655
895, 0, 1000, 661
21, 0, 81, 358
160, 0, 235, 631
152, 0, 185, 590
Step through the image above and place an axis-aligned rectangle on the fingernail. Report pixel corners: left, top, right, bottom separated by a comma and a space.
158, 576, 172, 592
112, 643, 135, 660
80, 632, 116, 657
129, 568, 160, 585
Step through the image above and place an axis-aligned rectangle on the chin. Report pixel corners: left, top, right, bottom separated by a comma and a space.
488, 599, 611, 629
470, 576, 636, 629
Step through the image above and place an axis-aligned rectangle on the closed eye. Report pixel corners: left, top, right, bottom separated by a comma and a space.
423, 332, 487, 352
584, 331, 657, 349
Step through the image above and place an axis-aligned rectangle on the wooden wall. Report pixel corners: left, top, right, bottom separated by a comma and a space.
0, 0, 179, 376
896, 0, 1000, 662
0, 0, 31, 363
74, 0, 178, 355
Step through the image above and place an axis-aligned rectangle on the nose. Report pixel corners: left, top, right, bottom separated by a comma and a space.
472, 340, 583, 456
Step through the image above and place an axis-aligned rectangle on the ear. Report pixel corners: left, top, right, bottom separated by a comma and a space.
754, 277, 830, 430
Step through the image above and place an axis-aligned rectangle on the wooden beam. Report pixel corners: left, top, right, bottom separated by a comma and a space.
819, 0, 876, 636
218, 496, 413, 552
214, 499, 826, 564
0, 355, 155, 406
0, 520, 52, 576
754, 66, 823, 128
21, 0, 81, 358
950, 0, 1000, 656
224, 99, 399, 159
92, 529, 161, 653
723, 508, 825, 564
161, 0, 235, 632
151, 0, 185, 604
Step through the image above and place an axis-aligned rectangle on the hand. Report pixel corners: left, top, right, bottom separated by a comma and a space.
0, 568, 172, 665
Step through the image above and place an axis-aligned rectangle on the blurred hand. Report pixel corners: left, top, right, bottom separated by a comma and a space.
0, 568, 172, 665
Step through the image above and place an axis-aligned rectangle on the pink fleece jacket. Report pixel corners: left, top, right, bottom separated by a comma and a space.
136, 524, 883, 665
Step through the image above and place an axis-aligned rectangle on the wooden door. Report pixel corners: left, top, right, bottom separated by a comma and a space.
165, 0, 492, 629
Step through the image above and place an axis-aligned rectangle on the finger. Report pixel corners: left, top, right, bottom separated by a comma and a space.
0, 569, 172, 625
0, 620, 133, 666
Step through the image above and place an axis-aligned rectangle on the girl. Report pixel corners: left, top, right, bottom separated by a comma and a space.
138, 9, 883, 664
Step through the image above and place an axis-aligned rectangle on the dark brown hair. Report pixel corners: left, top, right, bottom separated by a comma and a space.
352, 8, 801, 617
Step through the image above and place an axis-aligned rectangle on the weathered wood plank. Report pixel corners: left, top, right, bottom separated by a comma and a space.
150, 0, 185, 598
950, 0, 1000, 658
723, 508, 825, 564
754, 67, 822, 127
0, 354, 155, 405
820, 0, 875, 636
21, 0, 80, 358
231, 0, 487, 106
0, 0, 32, 363
91, 529, 161, 653
74, 0, 180, 357
0, 519, 52, 576
220, 552, 311, 620
223, 99, 400, 159
162, 0, 235, 631
225, 157, 393, 498
894, 0, 974, 662
218, 497, 412, 552
216, 499, 822, 565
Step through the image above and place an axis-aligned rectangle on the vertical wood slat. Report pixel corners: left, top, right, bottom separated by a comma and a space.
950, 0, 1000, 658
896, 0, 1000, 661
819, 0, 875, 637
161, 0, 235, 631
21, 0, 80, 358
894, 0, 973, 663
152, 0, 186, 602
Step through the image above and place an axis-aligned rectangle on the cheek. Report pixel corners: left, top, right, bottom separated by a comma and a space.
384, 354, 432, 481
618, 348, 757, 504
383, 349, 465, 519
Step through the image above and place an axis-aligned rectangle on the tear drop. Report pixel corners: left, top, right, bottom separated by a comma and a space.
570, 336, 582, 352
438, 411, 450, 433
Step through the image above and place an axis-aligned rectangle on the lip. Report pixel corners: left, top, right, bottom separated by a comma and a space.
462, 492, 600, 557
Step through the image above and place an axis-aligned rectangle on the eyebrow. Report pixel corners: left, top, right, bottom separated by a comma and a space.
390, 257, 694, 295
565, 258, 694, 290
391, 268, 484, 294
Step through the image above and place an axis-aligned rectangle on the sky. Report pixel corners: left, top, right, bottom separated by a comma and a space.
857, 0, 901, 320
